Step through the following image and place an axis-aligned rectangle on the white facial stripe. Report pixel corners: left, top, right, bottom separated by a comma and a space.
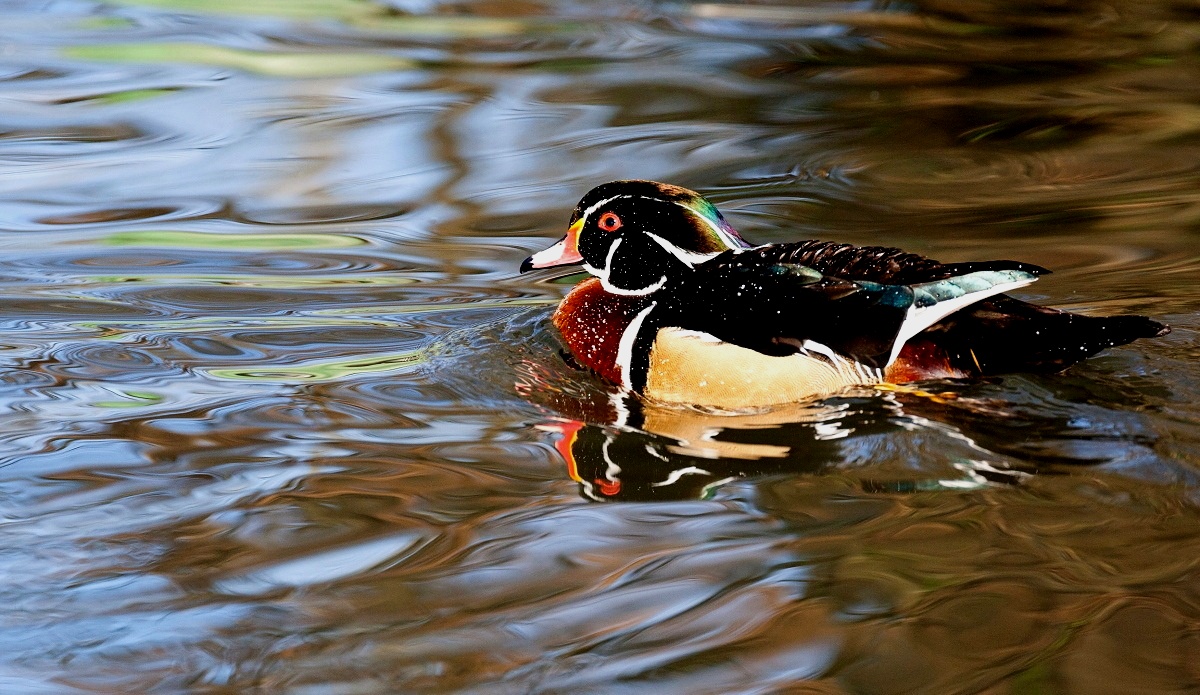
644, 231, 720, 268
575, 192, 728, 291
616, 302, 657, 390
716, 227, 745, 249
601, 274, 666, 296
581, 193, 675, 222
581, 193, 744, 252
587, 237, 667, 295
580, 194, 630, 222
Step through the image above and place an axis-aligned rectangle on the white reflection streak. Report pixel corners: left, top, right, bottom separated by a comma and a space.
214, 534, 423, 596
880, 392, 1027, 485
651, 465, 711, 487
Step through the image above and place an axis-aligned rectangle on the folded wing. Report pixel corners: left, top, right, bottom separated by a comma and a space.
670, 251, 1043, 369
736, 240, 1168, 374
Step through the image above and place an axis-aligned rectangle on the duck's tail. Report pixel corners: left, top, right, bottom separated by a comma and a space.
924, 296, 1170, 375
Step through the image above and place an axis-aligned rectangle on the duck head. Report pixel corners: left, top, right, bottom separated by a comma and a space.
521, 180, 751, 295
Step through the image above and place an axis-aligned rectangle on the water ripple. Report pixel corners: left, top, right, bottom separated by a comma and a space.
0, 0, 1195, 692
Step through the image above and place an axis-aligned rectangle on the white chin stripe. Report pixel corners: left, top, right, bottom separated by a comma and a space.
585, 237, 667, 295
597, 271, 666, 296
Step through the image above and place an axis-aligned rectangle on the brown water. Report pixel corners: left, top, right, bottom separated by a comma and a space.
1, 1, 1198, 692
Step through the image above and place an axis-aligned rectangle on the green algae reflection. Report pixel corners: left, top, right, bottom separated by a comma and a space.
91, 274, 417, 288
107, 0, 379, 20
67, 43, 415, 79
102, 0, 544, 37
207, 350, 424, 382
94, 390, 165, 408
88, 88, 180, 105
103, 230, 364, 250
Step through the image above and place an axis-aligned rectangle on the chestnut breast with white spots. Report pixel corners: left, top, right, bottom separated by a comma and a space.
551, 277, 652, 386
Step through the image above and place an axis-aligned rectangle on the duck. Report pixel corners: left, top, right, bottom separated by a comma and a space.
520, 180, 1170, 410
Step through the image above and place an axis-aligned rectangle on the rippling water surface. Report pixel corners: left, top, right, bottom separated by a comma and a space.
1, 1, 1198, 692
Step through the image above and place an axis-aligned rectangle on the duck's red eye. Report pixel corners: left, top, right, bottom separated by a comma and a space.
597, 212, 623, 232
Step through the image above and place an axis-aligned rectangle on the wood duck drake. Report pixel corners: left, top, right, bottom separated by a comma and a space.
521, 180, 1170, 410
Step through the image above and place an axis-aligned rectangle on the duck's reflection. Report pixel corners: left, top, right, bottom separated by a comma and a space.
534, 380, 1048, 502
542, 396, 889, 502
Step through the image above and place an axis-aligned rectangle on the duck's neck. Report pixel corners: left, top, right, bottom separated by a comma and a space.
552, 277, 654, 386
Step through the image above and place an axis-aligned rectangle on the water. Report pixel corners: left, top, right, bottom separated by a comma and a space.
0, 0, 1197, 692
